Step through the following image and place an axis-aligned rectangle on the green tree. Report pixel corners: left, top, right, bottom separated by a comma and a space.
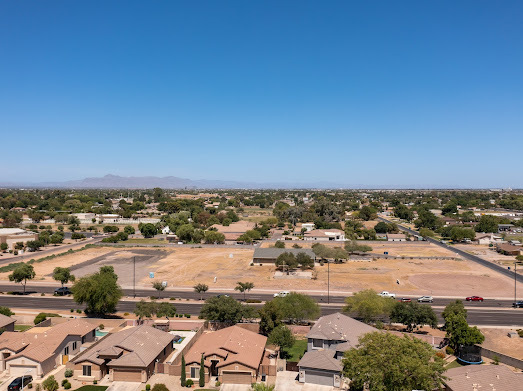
9, 264, 35, 294
152, 281, 166, 298
274, 241, 285, 248
344, 241, 372, 254
235, 281, 254, 301
203, 230, 225, 244
176, 224, 195, 242
374, 221, 390, 233
268, 324, 295, 357
441, 300, 467, 329
343, 332, 446, 391
134, 300, 157, 320
259, 300, 282, 336
200, 296, 256, 325
140, 223, 158, 238
193, 283, 209, 300
445, 313, 484, 350
42, 376, 59, 391
180, 353, 186, 387
0, 243, 7, 251
26, 240, 44, 251
296, 252, 314, 270
124, 225, 135, 235
72, 266, 123, 315
103, 225, 119, 233
275, 252, 298, 271
199, 354, 205, 387
52, 267, 75, 288
156, 302, 177, 318
419, 228, 435, 238
343, 289, 394, 324
393, 204, 414, 221
359, 206, 377, 221
390, 302, 438, 332
71, 232, 85, 240
476, 215, 499, 233
50, 232, 64, 245
274, 292, 320, 324
0, 306, 13, 317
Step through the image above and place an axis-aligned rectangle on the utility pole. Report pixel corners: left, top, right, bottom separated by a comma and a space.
327, 260, 330, 304
133, 256, 136, 298
515, 262, 518, 305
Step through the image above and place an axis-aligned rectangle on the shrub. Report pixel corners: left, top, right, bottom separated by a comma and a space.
493, 355, 500, 365
64, 369, 73, 378
28, 384, 33, 389
99, 323, 104, 330
70, 309, 74, 313
62, 379, 68, 387
215, 381, 221, 387
151, 385, 169, 391
34, 312, 60, 325
146, 384, 151, 391
517, 329, 523, 338
185, 379, 193, 387
246, 299, 262, 303
445, 346, 455, 355
435, 351, 445, 359
41, 293, 45, 296
374, 320, 384, 330
76, 309, 82, 314
35, 385, 41, 391
124, 312, 130, 316
63, 382, 71, 390
184, 314, 191, 318
93, 380, 98, 385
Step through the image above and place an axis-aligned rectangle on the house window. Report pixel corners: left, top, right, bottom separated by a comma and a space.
190, 367, 198, 378
82, 365, 92, 377
312, 339, 323, 349
73, 342, 77, 351
64, 346, 69, 355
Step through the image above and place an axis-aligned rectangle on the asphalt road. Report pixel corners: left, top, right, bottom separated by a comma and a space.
1, 296, 522, 327
377, 216, 523, 284
1, 283, 517, 308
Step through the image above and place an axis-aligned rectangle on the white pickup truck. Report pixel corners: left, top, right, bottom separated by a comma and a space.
378, 291, 396, 299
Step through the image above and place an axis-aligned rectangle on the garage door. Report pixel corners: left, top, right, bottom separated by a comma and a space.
222, 371, 252, 384
113, 369, 142, 382
9, 365, 37, 378
304, 369, 334, 386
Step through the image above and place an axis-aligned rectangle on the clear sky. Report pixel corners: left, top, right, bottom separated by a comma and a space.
1, 1, 522, 188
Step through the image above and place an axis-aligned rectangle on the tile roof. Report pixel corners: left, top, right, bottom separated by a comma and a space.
307, 313, 376, 349
1, 319, 96, 363
0, 314, 16, 329
185, 326, 266, 370
298, 350, 342, 372
445, 364, 523, 391
72, 325, 174, 368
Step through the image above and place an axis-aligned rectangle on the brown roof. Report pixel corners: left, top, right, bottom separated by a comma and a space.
298, 350, 342, 372
497, 243, 522, 253
185, 326, 266, 370
386, 233, 407, 239
445, 364, 523, 391
0, 314, 15, 329
2, 319, 96, 363
307, 313, 376, 349
72, 325, 174, 368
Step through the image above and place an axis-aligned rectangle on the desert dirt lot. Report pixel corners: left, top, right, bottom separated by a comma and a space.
480, 328, 523, 360
454, 243, 523, 275
2, 243, 521, 297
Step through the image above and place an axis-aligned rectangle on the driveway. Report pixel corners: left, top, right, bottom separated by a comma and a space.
105, 382, 142, 391
220, 384, 252, 391
275, 371, 334, 391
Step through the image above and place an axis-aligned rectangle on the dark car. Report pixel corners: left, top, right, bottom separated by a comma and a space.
398, 298, 411, 302
8, 375, 33, 391
54, 287, 71, 296
466, 296, 484, 302
513, 301, 523, 308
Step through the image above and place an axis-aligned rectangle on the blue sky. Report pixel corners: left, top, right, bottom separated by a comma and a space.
1, 1, 522, 187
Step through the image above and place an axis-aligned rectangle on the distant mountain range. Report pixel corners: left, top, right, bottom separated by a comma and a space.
0, 174, 353, 189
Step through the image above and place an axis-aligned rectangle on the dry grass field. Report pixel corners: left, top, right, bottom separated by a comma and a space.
3, 242, 520, 297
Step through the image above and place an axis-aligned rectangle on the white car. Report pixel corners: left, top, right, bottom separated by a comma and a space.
274, 291, 290, 298
378, 291, 396, 299
417, 296, 434, 303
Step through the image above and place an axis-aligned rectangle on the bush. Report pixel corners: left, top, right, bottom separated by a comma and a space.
185, 379, 193, 387
124, 312, 130, 316
35, 385, 40, 391
62, 379, 69, 387
517, 329, 523, 338
184, 314, 191, 318
435, 351, 445, 359
70, 309, 74, 313
64, 369, 73, 378
374, 320, 384, 330
215, 381, 221, 387
246, 299, 262, 303
493, 355, 500, 365
34, 312, 60, 325
28, 384, 33, 389
151, 384, 169, 391
146, 385, 151, 391
76, 309, 82, 314
445, 346, 455, 355
93, 380, 98, 385
99, 324, 104, 330
63, 382, 71, 390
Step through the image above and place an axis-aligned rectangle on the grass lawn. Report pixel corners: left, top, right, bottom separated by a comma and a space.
445, 359, 466, 370
14, 325, 32, 332
284, 339, 308, 362
125, 238, 166, 244
74, 386, 108, 391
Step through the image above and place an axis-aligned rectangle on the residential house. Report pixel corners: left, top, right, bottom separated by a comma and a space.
496, 243, 522, 256
0, 314, 15, 332
386, 233, 407, 242
303, 229, 345, 242
252, 248, 316, 265
444, 364, 523, 391
0, 319, 96, 378
0, 228, 38, 251
184, 325, 275, 384
69, 325, 175, 383
298, 313, 377, 387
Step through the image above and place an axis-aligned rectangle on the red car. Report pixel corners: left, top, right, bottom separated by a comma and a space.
466, 296, 484, 302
